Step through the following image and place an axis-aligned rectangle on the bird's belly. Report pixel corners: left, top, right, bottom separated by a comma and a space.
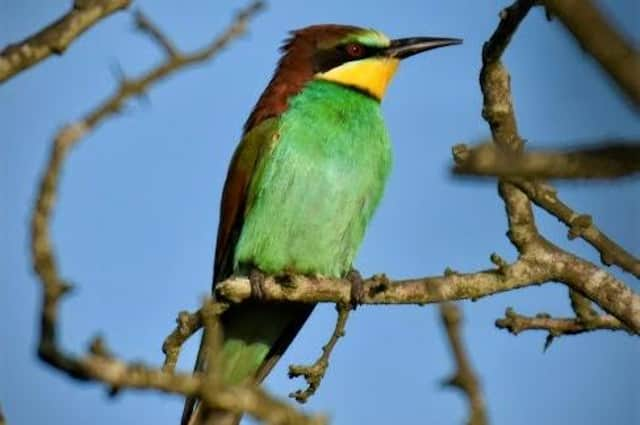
234, 149, 387, 278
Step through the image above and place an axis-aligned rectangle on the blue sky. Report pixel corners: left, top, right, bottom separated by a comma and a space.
1, 1, 638, 424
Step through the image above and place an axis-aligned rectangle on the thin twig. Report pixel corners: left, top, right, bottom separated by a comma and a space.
542, 0, 640, 107
440, 303, 488, 425
288, 304, 351, 403
513, 180, 640, 278
133, 10, 180, 58
162, 309, 203, 373
451, 144, 640, 278
0, 0, 131, 83
452, 141, 640, 179
496, 307, 629, 339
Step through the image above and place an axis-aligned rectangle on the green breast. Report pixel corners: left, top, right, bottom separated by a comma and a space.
234, 80, 392, 278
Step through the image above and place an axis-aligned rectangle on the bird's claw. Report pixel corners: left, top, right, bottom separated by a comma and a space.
249, 268, 267, 301
347, 269, 364, 309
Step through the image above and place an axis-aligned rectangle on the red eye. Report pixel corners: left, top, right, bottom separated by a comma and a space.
345, 43, 365, 57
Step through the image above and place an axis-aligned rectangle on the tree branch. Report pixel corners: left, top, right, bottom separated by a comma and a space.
0, 0, 131, 83
440, 303, 488, 425
452, 141, 640, 179
513, 180, 640, 278
477, 0, 640, 334
214, 253, 640, 333
288, 304, 350, 403
496, 307, 629, 338
162, 309, 203, 373
541, 0, 640, 108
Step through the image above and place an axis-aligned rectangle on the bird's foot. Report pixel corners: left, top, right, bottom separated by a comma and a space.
346, 268, 365, 310
249, 268, 267, 302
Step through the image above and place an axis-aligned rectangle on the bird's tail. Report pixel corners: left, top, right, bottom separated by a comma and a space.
181, 302, 314, 425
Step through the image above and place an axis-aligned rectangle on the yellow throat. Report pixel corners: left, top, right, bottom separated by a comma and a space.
316, 57, 400, 100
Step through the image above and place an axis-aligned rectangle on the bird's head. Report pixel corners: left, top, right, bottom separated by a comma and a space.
245, 24, 461, 132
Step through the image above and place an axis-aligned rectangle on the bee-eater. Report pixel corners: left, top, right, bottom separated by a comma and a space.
182, 24, 460, 425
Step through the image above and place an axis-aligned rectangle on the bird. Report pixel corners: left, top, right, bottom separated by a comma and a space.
182, 24, 460, 425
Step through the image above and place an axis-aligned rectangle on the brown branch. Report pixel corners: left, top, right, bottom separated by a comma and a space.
81, 1, 265, 130
513, 180, 640, 278
542, 0, 640, 108
440, 303, 488, 425
451, 147, 640, 278
162, 309, 203, 373
288, 304, 350, 403
133, 10, 180, 58
0, 402, 5, 425
214, 254, 640, 333
0, 0, 131, 83
216, 260, 548, 306
453, 141, 640, 179
23, 3, 322, 424
474, 0, 640, 335
496, 307, 629, 338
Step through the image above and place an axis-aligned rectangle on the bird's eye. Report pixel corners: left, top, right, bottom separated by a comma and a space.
345, 43, 365, 57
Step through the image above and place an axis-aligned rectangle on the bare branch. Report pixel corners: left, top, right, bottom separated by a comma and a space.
453, 141, 640, 179
134, 10, 180, 58
542, 0, 640, 107
513, 180, 640, 278
82, 0, 265, 131
162, 309, 203, 373
216, 260, 547, 306
476, 0, 640, 334
496, 307, 629, 337
0, 0, 131, 83
0, 402, 5, 425
451, 144, 640, 277
567, 289, 597, 321
440, 303, 488, 425
288, 304, 350, 403
215, 254, 640, 333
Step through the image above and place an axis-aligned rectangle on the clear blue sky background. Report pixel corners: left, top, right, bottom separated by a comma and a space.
1, 1, 638, 424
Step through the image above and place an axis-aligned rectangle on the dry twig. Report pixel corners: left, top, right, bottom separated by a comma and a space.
288, 304, 351, 403
440, 303, 488, 425
496, 307, 629, 337
452, 141, 640, 179
0, 0, 131, 83
162, 309, 204, 373
513, 180, 640, 278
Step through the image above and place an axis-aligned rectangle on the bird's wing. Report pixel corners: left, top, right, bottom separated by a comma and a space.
212, 117, 281, 285
181, 117, 284, 425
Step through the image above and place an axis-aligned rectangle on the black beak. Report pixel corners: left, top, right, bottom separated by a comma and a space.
384, 37, 462, 59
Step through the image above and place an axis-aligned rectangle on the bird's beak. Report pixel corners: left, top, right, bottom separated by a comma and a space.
383, 37, 462, 59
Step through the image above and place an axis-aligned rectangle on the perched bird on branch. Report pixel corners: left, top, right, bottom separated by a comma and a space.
182, 24, 460, 425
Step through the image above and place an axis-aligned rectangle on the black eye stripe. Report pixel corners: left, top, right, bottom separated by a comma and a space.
313, 43, 383, 73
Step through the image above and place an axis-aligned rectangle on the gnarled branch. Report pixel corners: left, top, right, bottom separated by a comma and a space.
288, 304, 351, 403
440, 303, 488, 425
453, 141, 640, 179
496, 307, 628, 336
0, 0, 131, 83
